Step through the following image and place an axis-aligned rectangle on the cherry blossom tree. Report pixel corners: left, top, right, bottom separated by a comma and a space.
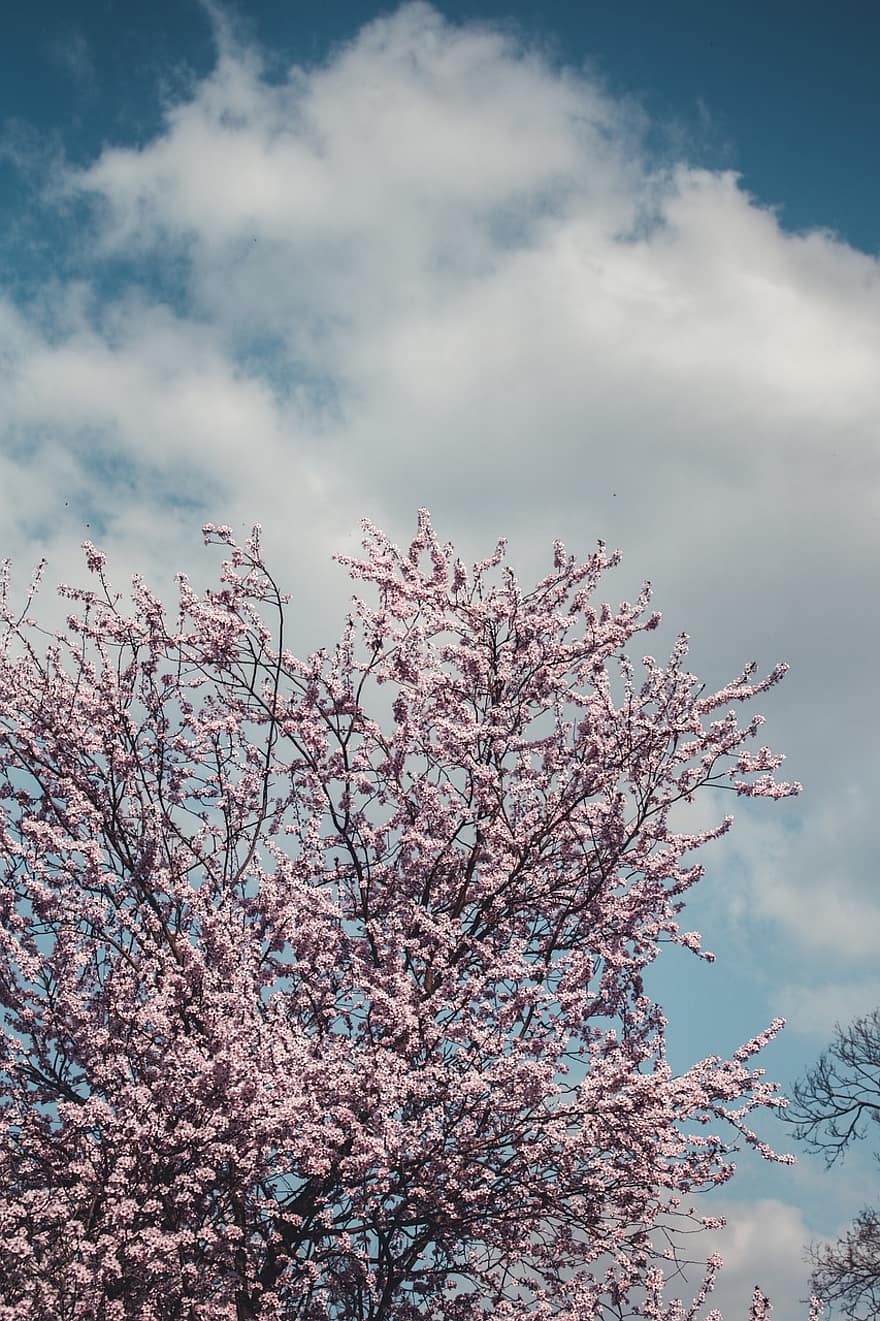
0, 511, 816, 1319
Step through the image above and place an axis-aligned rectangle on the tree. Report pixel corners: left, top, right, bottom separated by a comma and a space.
786, 1008, 880, 1320
0, 510, 809, 1320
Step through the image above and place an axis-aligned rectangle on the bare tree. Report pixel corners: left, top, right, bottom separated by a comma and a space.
786, 1008, 880, 1320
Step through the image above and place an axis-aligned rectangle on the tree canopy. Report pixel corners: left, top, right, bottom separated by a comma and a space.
0, 513, 817, 1319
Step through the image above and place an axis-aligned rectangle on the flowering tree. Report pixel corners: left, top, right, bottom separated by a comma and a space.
0, 511, 815, 1319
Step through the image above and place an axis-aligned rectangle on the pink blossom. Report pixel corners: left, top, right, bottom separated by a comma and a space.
0, 513, 807, 1318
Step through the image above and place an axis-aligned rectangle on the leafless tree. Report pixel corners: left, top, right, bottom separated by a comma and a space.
785, 1008, 880, 1320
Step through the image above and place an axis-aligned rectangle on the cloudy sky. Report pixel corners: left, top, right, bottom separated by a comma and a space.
2, 1, 878, 1315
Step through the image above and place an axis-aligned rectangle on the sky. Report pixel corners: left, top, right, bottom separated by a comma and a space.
1, 2, 878, 1316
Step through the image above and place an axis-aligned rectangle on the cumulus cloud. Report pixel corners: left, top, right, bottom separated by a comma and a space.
1, 0, 878, 961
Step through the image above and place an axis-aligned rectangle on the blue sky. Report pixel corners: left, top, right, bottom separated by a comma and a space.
2, 2, 879, 1316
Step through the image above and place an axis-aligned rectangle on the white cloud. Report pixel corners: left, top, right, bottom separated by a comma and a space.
0, 0, 878, 967
79, 3, 635, 254
715, 784, 880, 968
777, 977, 880, 1042
688, 1198, 826, 1321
